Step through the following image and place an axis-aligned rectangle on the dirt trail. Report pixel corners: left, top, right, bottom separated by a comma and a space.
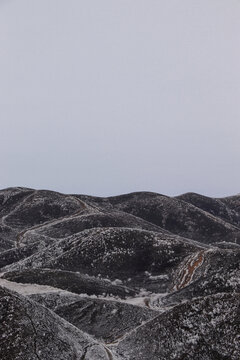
15, 197, 94, 248
104, 346, 114, 360
176, 250, 205, 290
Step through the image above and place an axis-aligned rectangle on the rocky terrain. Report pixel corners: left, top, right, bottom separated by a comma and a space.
0, 187, 239, 359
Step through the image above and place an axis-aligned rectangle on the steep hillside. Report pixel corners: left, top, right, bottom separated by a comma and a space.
78, 192, 240, 244
29, 292, 157, 343
114, 293, 240, 360
0, 187, 239, 359
0, 286, 110, 360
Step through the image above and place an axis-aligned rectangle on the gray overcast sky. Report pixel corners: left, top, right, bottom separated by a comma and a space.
0, 0, 240, 197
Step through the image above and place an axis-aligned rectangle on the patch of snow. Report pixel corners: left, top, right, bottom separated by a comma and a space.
0, 278, 73, 296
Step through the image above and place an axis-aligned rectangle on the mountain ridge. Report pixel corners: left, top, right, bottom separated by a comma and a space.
0, 187, 239, 359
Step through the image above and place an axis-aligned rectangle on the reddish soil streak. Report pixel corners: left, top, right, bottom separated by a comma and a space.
177, 251, 204, 290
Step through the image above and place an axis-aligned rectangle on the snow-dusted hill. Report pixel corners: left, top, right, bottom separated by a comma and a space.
0, 187, 240, 359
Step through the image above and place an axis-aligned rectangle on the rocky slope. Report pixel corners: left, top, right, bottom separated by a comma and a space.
114, 293, 240, 360
0, 187, 239, 359
0, 286, 110, 360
